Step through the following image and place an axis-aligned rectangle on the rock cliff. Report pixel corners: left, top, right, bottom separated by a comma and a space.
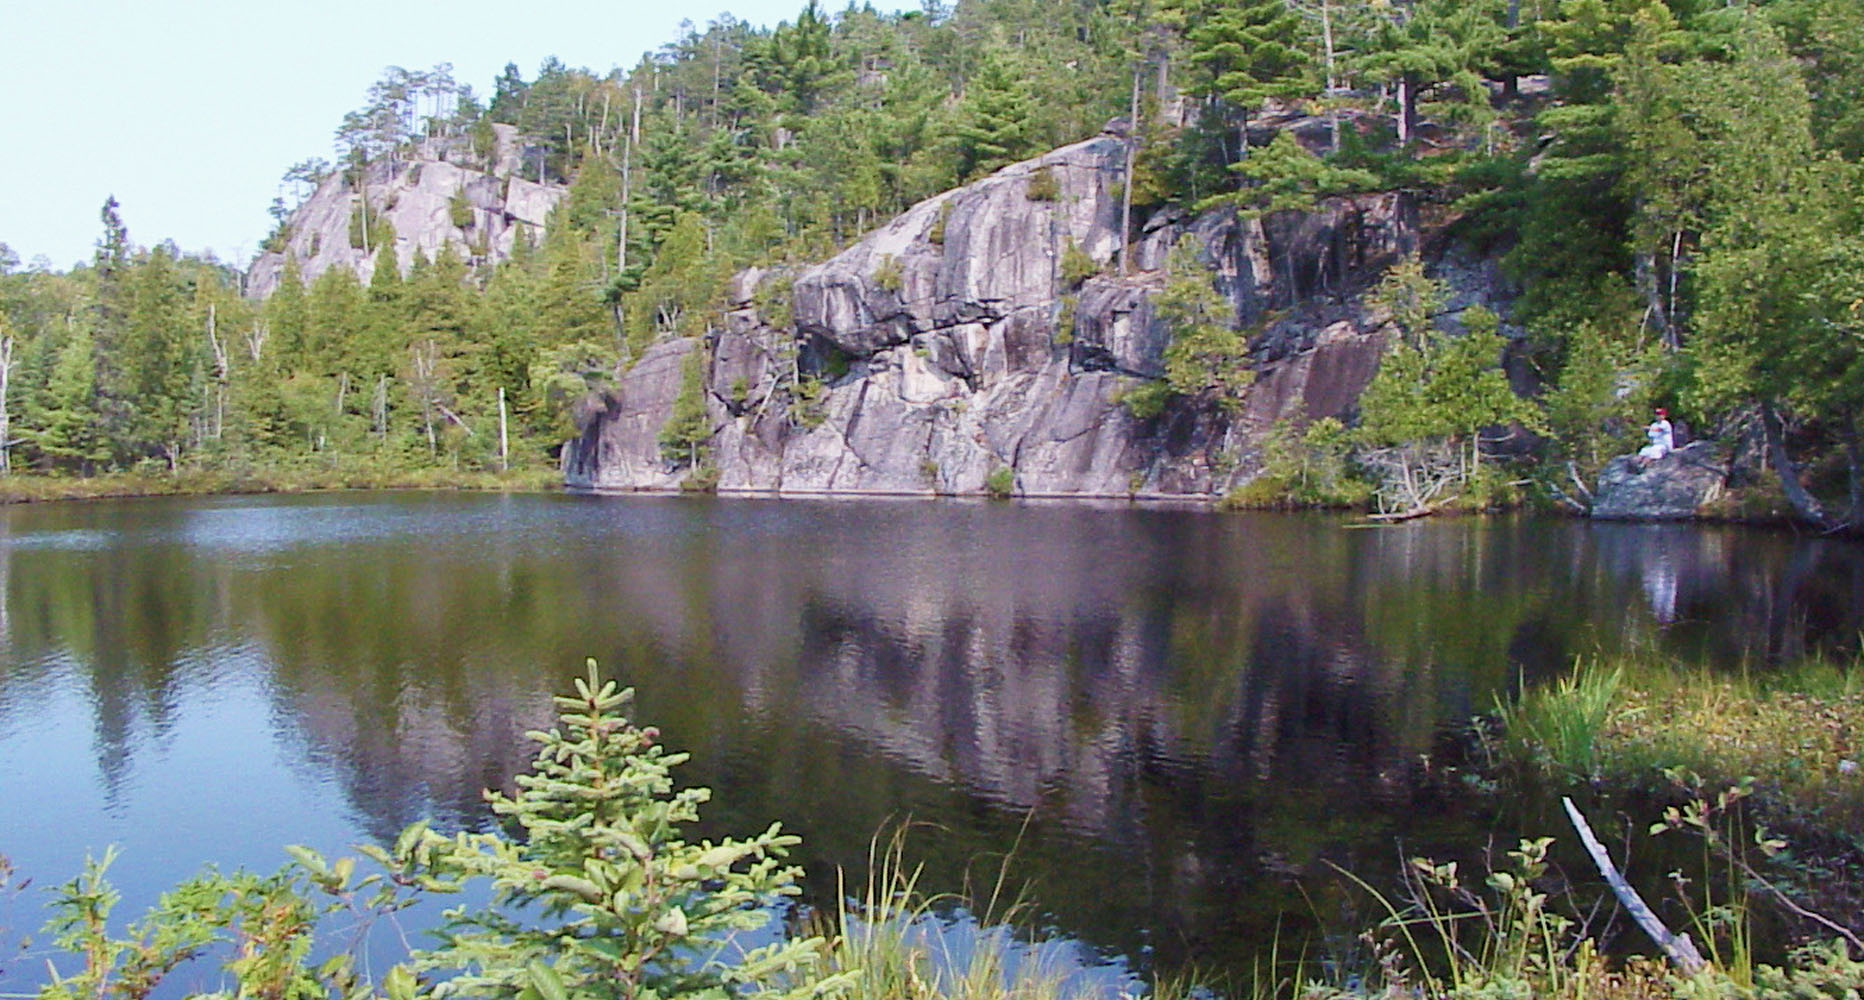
566, 131, 1426, 497
247, 124, 566, 298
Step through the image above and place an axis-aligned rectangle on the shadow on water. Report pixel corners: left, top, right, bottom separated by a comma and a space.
2, 494, 1862, 988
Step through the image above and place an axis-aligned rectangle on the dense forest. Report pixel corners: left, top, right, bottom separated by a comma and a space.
0, 0, 1860, 522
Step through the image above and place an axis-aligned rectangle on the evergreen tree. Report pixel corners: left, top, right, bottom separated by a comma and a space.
949, 53, 1036, 180
35, 326, 105, 472
1185, 0, 1311, 151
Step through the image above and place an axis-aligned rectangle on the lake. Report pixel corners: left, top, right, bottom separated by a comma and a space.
1, 492, 1860, 991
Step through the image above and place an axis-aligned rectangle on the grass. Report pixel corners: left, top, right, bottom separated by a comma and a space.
0, 463, 562, 505
1495, 661, 1624, 780
1498, 653, 1864, 837
822, 826, 1092, 1000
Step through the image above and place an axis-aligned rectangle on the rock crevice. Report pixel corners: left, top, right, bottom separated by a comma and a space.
566, 135, 1421, 497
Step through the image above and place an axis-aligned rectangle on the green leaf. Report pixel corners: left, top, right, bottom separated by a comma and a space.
284, 844, 328, 875
528, 960, 569, 1000
383, 964, 418, 1000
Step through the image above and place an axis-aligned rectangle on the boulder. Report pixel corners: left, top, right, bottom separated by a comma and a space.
1590, 441, 1727, 520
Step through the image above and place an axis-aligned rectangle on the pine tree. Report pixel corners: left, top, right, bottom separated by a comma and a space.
658, 348, 712, 468
122, 246, 202, 466
1185, 0, 1312, 151
35, 326, 105, 472
949, 53, 1036, 180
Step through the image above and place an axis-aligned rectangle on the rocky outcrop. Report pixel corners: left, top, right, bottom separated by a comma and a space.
566, 132, 1423, 497
247, 124, 565, 298
1590, 441, 1728, 520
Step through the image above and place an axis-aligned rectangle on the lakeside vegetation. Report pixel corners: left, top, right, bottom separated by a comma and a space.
8, 653, 1864, 1000
0, 0, 1860, 520
0, 463, 561, 505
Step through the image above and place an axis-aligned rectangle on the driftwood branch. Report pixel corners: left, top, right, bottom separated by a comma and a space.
1562, 797, 1706, 975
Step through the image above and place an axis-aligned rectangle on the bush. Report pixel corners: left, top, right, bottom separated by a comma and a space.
1118, 380, 1171, 420
985, 465, 1015, 498
448, 191, 474, 230
927, 201, 954, 245
1024, 166, 1059, 202
873, 253, 903, 293
1059, 237, 1097, 288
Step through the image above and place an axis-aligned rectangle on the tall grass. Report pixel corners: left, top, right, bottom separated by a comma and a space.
822, 826, 1082, 1000
0, 463, 560, 504
1497, 661, 1624, 780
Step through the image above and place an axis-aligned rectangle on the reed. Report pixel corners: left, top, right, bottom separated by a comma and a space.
1497, 660, 1624, 780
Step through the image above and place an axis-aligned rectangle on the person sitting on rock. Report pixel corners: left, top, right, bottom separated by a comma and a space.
1636, 408, 1674, 468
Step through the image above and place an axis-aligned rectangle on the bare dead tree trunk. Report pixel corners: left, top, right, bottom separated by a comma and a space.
1121, 64, 1141, 277
0, 333, 13, 475
205, 303, 228, 441
411, 340, 439, 455
373, 374, 389, 440
498, 385, 509, 473
1761, 400, 1835, 530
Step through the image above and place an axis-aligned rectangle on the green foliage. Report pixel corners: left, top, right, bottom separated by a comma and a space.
1223, 417, 1371, 509
1356, 261, 1534, 513
627, 213, 724, 359
1216, 132, 1381, 217
1058, 237, 1098, 289
1023, 165, 1059, 202
790, 375, 826, 429
1540, 320, 1660, 477
1184, 0, 1311, 128
752, 273, 796, 330
984, 464, 1015, 499
1499, 662, 1625, 780
1119, 380, 1172, 420
872, 253, 903, 293
348, 200, 394, 252
927, 201, 953, 246
949, 53, 1038, 181
658, 347, 711, 468
448, 190, 474, 230
414, 661, 848, 1000
29, 663, 852, 1000
1152, 238, 1252, 406
1054, 294, 1077, 346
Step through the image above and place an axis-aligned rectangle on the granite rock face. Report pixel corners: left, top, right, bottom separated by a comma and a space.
566, 133, 1424, 497
1591, 441, 1728, 520
247, 124, 565, 298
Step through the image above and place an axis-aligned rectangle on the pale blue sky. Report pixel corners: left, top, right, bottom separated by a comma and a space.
2, 0, 913, 272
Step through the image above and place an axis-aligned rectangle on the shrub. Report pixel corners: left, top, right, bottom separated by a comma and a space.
1118, 380, 1171, 420
754, 273, 796, 329
1059, 237, 1098, 288
680, 463, 722, 492
1055, 294, 1077, 346
928, 201, 954, 245
791, 375, 827, 428
985, 465, 1015, 498
1025, 166, 1060, 202
448, 191, 474, 230
658, 348, 711, 468
873, 253, 903, 293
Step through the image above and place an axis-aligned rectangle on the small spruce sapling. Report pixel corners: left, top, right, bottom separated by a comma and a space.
412, 661, 851, 1000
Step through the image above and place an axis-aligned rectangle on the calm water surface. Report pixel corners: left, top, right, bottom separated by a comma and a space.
2, 492, 1861, 989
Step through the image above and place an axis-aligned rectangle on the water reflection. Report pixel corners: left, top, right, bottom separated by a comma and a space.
2, 496, 1862, 987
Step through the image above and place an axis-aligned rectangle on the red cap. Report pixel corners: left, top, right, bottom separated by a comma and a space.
1655, 408, 1667, 416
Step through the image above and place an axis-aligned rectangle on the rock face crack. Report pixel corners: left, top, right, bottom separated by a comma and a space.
568, 138, 1423, 497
